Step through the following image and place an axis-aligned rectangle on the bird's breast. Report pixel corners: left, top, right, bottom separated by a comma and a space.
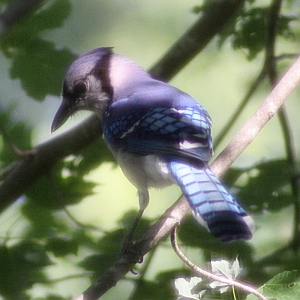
108, 146, 175, 190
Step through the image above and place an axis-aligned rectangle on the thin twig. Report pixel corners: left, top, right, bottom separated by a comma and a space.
214, 0, 297, 155
214, 56, 299, 149
276, 53, 299, 61
171, 227, 268, 300
211, 54, 300, 178
214, 68, 267, 149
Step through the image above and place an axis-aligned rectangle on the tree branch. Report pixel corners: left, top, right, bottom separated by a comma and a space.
73, 55, 300, 300
0, 115, 102, 212
149, 0, 244, 81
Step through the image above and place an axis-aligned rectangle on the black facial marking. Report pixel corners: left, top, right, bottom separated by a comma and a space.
94, 49, 114, 100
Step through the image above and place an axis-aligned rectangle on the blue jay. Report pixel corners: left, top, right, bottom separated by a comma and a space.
51, 47, 254, 242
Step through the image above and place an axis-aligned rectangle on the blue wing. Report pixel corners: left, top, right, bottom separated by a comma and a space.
104, 100, 213, 163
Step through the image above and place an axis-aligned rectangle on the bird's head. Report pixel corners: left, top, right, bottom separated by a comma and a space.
51, 47, 114, 132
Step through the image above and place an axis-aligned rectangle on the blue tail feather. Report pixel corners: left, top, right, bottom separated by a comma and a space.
168, 161, 254, 242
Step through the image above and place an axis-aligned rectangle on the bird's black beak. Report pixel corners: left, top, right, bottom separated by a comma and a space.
51, 98, 74, 133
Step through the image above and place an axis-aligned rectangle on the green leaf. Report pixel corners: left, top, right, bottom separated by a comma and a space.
79, 253, 118, 277
97, 229, 125, 254
247, 270, 300, 300
31, 0, 72, 32
233, 159, 294, 212
75, 138, 115, 176
1, 0, 75, 100
36, 295, 71, 300
0, 242, 50, 298
13, 241, 52, 268
118, 210, 152, 239
174, 277, 205, 300
46, 237, 79, 257
26, 167, 97, 209
232, 7, 268, 60
130, 279, 174, 300
9, 39, 76, 100
231, 7, 296, 60
21, 201, 68, 238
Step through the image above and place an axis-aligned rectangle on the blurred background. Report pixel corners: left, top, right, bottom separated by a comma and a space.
0, 0, 300, 299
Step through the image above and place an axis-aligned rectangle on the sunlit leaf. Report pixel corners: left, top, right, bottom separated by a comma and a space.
174, 277, 204, 300
209, 258, 242, 293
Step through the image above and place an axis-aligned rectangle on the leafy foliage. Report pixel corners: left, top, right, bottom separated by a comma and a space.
224, 159, 295, 212
0, 242, 51, 299
216, 4, 297, 60
1, 0, 76, 100
174, 259, 243, 299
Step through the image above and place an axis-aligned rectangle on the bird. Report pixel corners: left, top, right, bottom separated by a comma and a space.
51, 47, 255, 242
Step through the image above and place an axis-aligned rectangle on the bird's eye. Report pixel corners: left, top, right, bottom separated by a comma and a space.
73, 81, 87, 97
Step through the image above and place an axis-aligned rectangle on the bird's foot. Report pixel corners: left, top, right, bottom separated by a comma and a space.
119, 237, 144, 266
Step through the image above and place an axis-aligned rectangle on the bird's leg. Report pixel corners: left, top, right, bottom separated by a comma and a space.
122, 190, 149, 248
